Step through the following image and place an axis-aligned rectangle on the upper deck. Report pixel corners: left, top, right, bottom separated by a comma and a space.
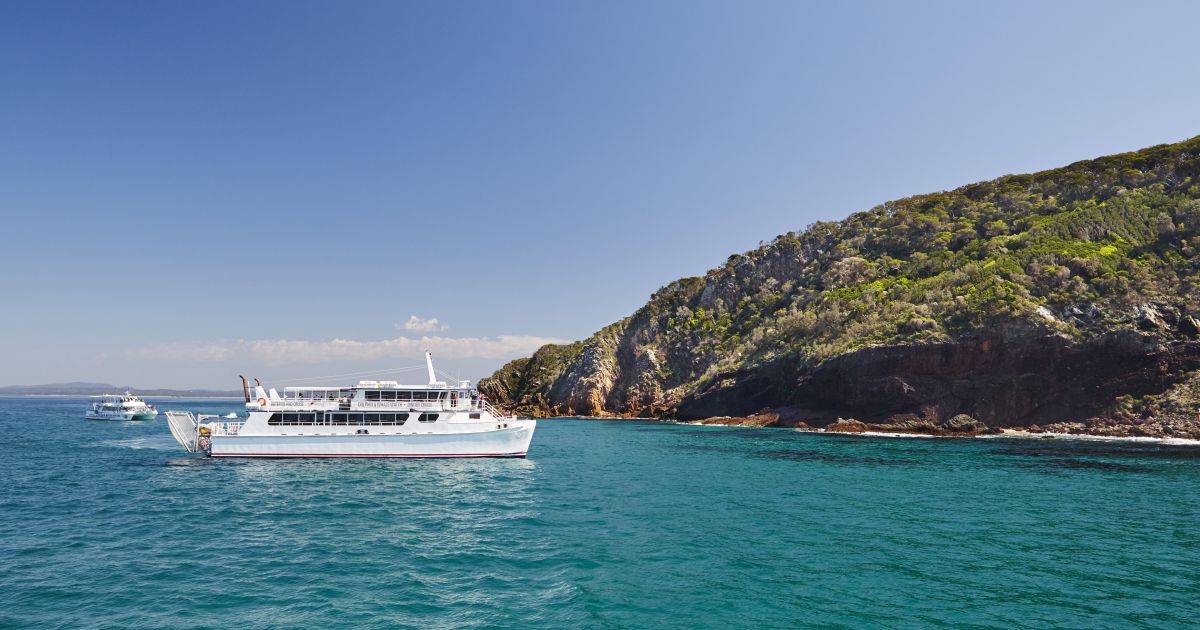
96, 394, 150, 406
265, 386, 486, 412
244, 351, 509, 418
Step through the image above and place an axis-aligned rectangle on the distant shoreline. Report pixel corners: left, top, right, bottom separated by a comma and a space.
0, 381, 244, 397
0, 394, 243, 399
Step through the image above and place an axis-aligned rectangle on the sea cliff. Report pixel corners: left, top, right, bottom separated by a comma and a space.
481, 136, 1200, 438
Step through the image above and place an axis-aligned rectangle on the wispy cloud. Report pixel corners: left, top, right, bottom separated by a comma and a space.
128, 334, 563, 365
400, 315, 448, 332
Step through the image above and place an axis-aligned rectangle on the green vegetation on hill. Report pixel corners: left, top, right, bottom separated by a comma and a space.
481, 135, 1200, 431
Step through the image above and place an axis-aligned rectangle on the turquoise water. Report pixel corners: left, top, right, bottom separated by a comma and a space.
1, 397, 1198, 628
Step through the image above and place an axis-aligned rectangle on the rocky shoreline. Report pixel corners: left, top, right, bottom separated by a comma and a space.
528, 406, 1200, 440
683, 408, 1200, 440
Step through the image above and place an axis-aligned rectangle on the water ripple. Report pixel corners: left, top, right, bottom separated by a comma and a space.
1, 400, 1198, 627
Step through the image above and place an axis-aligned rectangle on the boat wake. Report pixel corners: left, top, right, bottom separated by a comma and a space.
93, 437, 178, 451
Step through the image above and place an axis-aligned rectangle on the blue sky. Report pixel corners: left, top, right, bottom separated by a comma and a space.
2, 0, 1199, 388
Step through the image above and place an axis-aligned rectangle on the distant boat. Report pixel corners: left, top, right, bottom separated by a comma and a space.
223, 412, 239, 419
164, 352, 535, 458
86, 393, 158, 421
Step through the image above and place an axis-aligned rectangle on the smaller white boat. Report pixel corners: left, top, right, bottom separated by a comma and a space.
223, 412, 239, 419
86, 393, 158, 421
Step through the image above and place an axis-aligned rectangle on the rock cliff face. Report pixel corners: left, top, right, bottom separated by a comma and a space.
480, 136, 1200, 438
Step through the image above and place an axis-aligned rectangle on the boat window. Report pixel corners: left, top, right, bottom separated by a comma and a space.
418, 413, 439, 423
332, 413, 348, 425
349, 413, 363, 425
398, 413, 411, 425
366, 390, 380, 401
379, 413, 395, 424
381, 391, 396, 401
469, 412, 480, 419
268, 413, 283, 425
282, 412, 297, 425
396, 391, 411, 401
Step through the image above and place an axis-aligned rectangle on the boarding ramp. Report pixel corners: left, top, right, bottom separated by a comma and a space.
165, 410, 201, 453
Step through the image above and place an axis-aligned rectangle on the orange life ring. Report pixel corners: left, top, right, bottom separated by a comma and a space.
257, 397, 267, 407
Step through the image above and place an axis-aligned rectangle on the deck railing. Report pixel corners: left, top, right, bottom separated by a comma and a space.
479, 400, 509, 419
208, 422, 244, 436
255, 396, 510, 418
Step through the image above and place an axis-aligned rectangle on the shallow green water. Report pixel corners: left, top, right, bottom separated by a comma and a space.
1, 397, 1198, 628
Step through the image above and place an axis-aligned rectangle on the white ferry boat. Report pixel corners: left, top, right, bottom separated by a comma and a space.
86, 393, 158, 421
164, 353, 534, 458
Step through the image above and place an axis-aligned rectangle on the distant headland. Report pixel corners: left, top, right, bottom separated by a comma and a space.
0, 382, 242, 397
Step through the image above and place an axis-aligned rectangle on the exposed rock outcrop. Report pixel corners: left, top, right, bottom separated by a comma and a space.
480, 135, 1200, 439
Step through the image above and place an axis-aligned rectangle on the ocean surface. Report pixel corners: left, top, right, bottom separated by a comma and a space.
1, 397, 1198, 629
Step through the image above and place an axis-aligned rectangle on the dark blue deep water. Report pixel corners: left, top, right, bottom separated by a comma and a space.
2, 397, 1198, 628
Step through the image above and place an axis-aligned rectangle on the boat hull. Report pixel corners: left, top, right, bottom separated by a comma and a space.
209, 422, 535, 458
86, 410, 157, 421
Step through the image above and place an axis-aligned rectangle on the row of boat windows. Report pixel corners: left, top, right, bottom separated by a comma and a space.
293, 391, 353, 400
289, 390, 464, 401
364, 390, 462, 401
266, 412, 475, 426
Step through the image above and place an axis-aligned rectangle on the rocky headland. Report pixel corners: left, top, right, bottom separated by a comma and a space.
481, 136, 1200, 439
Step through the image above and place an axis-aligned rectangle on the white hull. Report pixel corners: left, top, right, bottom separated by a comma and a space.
210, 422, 534, 458
85, 410, 158, 421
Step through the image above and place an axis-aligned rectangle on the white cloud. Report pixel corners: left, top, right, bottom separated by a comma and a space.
127, 334, 563, 365
401, 315, 447, 332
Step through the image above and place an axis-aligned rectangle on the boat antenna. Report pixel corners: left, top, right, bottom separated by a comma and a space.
239, 375, 250, 403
